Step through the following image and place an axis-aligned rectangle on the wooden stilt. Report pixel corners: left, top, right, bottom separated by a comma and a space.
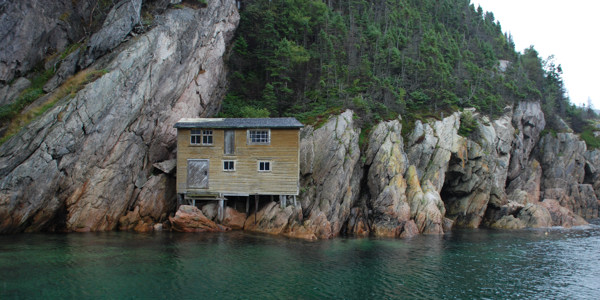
246, 197, 250, 215
281, 195, 286, 208
293, 195, 297, 207
218, 199, 224, 223
254, 195, 259, 224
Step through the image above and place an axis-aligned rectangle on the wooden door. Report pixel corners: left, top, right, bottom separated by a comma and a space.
187, 159, 209, 189
224, 130, 235, 155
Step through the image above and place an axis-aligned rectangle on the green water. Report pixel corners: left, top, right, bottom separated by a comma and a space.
1, 222, 599, 299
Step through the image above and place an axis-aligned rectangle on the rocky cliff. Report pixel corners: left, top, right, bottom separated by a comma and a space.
236, 104, 599, 239
0, 1, 598, 238
0, 0, 239, 233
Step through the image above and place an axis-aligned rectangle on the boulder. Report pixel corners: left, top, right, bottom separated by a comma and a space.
490, 215, 525, 230
169, 205, 229, 232
222, 207, 246, 230
201, 203, 218, 220
244, 201, 301, 236
515, 203, 552, 228
540, 199, 588, 228
153, 159, 177, 174
81, 0, 143, 67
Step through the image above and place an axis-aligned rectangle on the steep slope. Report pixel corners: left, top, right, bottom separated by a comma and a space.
0, 0, 239, 233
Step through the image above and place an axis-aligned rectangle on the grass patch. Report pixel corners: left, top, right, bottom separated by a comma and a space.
0, 68, 108, 146
540, 128, 558, 138
580, 127, 600, 149
0, 69, 55, 122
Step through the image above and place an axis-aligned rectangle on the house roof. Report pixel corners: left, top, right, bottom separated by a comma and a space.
174, 117, 304, 129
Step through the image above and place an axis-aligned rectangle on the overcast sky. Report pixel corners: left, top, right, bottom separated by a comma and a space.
471, 0, 600, 108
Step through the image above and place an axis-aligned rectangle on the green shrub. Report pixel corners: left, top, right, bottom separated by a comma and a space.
458, 110, 478, 137
580, 127, 600, 149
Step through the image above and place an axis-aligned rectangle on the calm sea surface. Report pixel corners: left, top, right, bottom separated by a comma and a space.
1, 221, 599, 299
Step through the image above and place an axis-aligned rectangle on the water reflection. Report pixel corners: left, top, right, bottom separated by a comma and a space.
1, 223, 599, 299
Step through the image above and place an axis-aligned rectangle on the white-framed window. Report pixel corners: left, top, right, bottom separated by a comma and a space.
223, 160, 235, 171
258, 161, 271, 172
190, 129, 213, 145
248, 129, 270, 145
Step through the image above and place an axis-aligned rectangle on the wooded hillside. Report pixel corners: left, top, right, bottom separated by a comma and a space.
222, 0, 592, 132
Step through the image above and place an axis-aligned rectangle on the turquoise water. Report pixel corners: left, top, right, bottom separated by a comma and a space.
1, 222, 599, 299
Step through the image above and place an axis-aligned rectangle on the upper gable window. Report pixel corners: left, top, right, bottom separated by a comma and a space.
248, 129, 270, 145
191, 129, 213, 146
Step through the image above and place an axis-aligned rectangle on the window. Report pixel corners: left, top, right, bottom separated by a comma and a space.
202, 130, 213, 145
191, 129, 202, 145
223, 160, 235, 171
190, 129, 213, 145
248, 129, 270, 144
258, 161, 271, 172
224, 130, 235, 155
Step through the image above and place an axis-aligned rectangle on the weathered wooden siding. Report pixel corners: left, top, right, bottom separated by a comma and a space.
176, 128, 300, 195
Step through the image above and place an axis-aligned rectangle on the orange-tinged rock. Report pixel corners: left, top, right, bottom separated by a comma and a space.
169, 205, 230, 232
222, 207, 246, 230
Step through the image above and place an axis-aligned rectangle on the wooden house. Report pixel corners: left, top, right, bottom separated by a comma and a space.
174, 117, 303, 220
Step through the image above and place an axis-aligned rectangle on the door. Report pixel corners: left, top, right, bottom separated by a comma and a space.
224, 130, 235, 155
187, 159, 209, 189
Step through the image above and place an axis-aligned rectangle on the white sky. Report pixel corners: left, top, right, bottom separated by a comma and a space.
471, 0, 600, 108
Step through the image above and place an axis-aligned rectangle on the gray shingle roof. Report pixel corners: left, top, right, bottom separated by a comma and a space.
174, 117, 304, 129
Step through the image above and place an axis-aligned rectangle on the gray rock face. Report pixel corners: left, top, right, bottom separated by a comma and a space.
584, 149, 600, 202
81, 0, 142, 67
406, 113, 462, 192
442, 112, 514, 228
506, 159, 542, 205
508, 101, 545, 181
0, 77, 31, 106
364, 119, 412, 237
406, 166, 445, 234
293, 110, 362, 239
0, 0, 94, 83
0, 1, 239, 233
538, 133, 598, 219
